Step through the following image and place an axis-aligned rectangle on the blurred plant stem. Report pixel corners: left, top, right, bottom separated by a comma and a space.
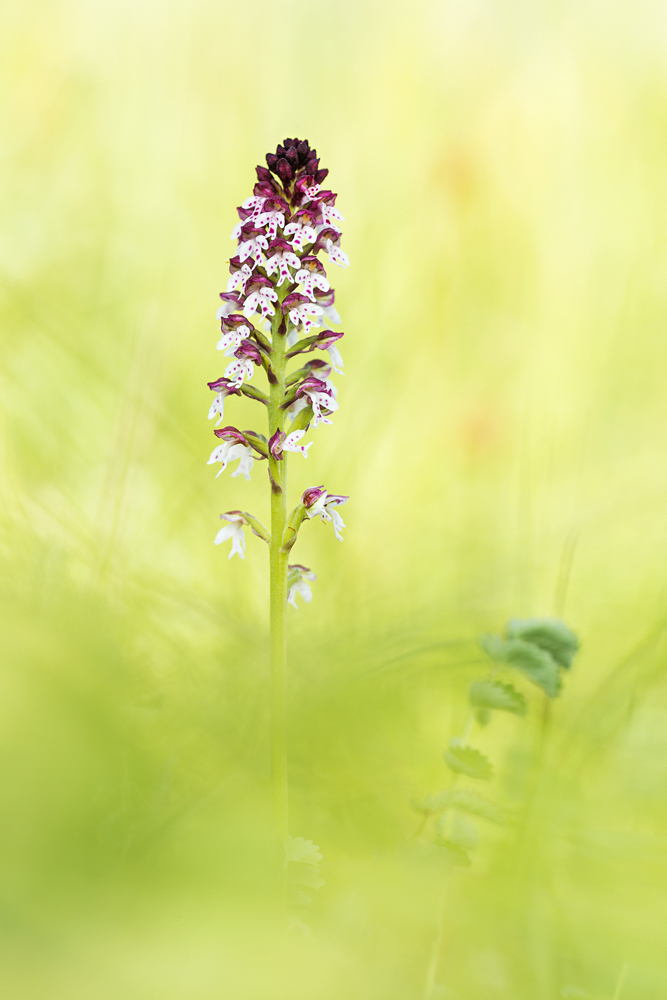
612, 963, 629, 1000
422, 712, 475, 1000
269, 290, 289, 840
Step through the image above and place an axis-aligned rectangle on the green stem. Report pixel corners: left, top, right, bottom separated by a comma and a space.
422, 880, 450, 1000
612, 963, 629, 1000
422, 710, 476, 999
269, 295, 289, 839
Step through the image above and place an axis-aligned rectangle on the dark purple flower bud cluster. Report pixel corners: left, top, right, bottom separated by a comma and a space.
264, 138, 329, 195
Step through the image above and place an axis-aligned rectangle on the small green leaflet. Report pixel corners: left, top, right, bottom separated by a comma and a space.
285, 835, 324, 907
507, 617, 579, 669
480, 635, 562, 697
289, 865, 325, 890
469, 678, 527, 716
285, 836, 323, 865
422, 787, 505, 824
474, 707, 492, 727
444, 740, 493, 780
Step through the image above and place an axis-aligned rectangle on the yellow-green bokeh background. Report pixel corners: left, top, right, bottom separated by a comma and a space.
2, 1, 667, 997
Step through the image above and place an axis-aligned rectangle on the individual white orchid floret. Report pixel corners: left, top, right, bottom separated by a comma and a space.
217, 299, 238, 321
223, 357, 255, 388
316, 303, 341, 328
265, 249, 302, 287
326, 239, 350, 268
287, 564, 317, 608
283, 430, 313, 458
242, 195, 267, 218
216, 328, 248, 354
238, 234, 269, 268
226, 263, 253, 294
321, 203, 344, 231
326, 342, 344, 374
230, 197, 268, 239
207, 440, 255, 480
295, 268, 330, 302
301, 487, 349, 541
208, 393, 226, 426
255, 209, 285, 239
243, 286, 278, 320
214, 511, 248, 559
294, 377, 338, 427
289, 302, 324, 335
284, 222, 317, 253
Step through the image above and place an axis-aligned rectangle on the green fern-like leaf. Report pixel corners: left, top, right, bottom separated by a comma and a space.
289, 865, 325, 890
285, 836, 323, 866
423, 787, 505, 824
507, 617, 579, 668
480, 635, 562, 697
480, 633, 507, 661
285, 835, 325, 906
474, 707, 492, 726
444, 741, 493, 780
470, 678, 527, 716
503, 639, 562, 696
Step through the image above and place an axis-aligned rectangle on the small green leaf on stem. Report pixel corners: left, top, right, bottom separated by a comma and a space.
480, 635, 562, 697
507, 617, 579, 668
470, 679, 527, 716
285, 837, 323, 865
444, 741, 493, 780
422, 788, 505, 824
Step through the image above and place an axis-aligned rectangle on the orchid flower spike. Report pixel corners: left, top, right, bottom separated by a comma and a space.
207, 137, 350, 597
207, 136, 351, 854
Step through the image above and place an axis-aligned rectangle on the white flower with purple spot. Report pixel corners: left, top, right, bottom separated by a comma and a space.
255, 210, 285, 239
289, 302, 324, 335
294, 376, 338, 427
284, 222, 317, 252
216, 328, 248, 354
301, 487, 348, 541
295, 268, 330, 301
207, 440, 255, 480
226, 263, 253, 294
321, 203, 344, 231
326, 239, 350, 268
264, 249, 302, 287
243, 286, 278, 320
237, 233, 269, 268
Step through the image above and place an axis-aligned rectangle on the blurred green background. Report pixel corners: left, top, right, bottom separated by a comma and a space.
2, 0, 667, 997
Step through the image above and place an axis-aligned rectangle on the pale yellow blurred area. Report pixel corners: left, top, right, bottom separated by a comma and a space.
2, 1, 667, 998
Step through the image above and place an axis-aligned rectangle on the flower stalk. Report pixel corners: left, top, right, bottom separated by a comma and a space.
207, 138, 350, 842
268, 287, 289, 837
